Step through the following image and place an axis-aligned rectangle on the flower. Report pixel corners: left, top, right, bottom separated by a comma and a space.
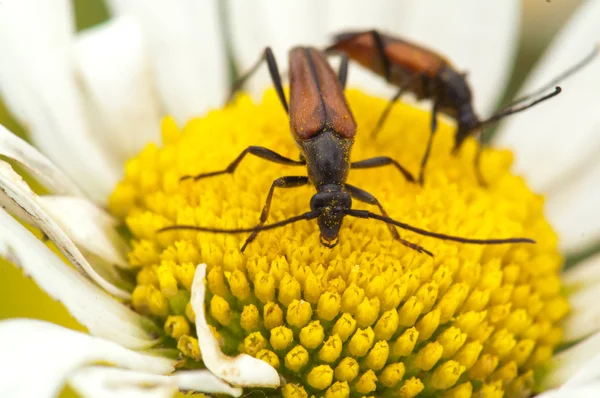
111, 90, 566, 397
0, 0, 599, 397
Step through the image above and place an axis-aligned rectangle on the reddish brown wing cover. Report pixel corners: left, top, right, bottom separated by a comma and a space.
385, 37, 445, 77
331, 31, 447, 78
288, 47, 356, 140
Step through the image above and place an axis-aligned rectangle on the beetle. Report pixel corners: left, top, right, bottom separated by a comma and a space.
160, 46, 533, 255
326, 30, 596, 185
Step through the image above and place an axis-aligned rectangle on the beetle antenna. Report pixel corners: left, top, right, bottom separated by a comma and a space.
157, 211, 320, 234
479, 86, 561, 129
344, 209, 535, 245
502, 44, 599, 108
478, 44, 599, 130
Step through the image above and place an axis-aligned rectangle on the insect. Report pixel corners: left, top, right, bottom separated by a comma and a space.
327, 30, 596, 185
160, 46, 534, 256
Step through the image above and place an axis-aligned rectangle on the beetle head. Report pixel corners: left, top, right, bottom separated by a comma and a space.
310, 186, 352, 248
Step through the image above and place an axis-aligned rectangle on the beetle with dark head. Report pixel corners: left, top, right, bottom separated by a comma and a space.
327, 30, 597, 185
159, 46, 534, 256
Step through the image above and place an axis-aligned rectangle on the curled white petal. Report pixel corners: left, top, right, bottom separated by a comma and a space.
0, 208, 158, 348
37, 195, 130, 269
543, 330, 600, 389
172, 369, 242, 396
0, 161, 131, 298
494, 0, 600, 194
191, 264, 280, 388
0, 319, 173, 398
75, 16, 163, 165
71, 367, 175, 398
0, 0, 120, 200
69, 366, 242, 398
0, 124, 83, 196
107, 0, 229, 122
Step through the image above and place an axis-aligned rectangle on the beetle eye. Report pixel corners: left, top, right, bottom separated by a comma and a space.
342, 194, 352, 209
310, 194, 326, 212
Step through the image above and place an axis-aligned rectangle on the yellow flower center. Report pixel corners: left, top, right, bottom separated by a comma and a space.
109, 89, 568, 397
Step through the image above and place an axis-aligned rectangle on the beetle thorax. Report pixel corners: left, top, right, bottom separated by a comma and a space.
299, 130, 353, 187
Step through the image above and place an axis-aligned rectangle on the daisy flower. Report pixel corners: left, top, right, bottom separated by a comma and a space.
1, 0, 599, 397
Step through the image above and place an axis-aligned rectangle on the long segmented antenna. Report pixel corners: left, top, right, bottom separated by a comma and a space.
503, 44, 599, 108
157, 209, 534, 251
344, 209, 535, 245
479, 86, 561, 129
158, 211, 320, 234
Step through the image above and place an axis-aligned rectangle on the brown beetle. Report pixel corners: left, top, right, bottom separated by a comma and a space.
161, 47, 534, 255
327, 30, 595, 185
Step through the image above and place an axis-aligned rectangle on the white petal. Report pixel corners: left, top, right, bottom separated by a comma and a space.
562, 281, 600, 342
107, 0, 229, 123
227, 0, 329, 98
0, 319, 173, 398
563, 252, 600, 287
0, 208, 159, 349
70, 366, 242, 398
37, 195, 130, 269
0, 161, 131, 299
172, 369, 242, 396
537, 383, 600, 398
0, 0, 120, 200
227, 0, 520, 114
228, 0, 397, 98
324, 0, 433, 99
75, 16, 163, 165
227, 0, 432, 98
546, 160, 600, 254
191, 264, 280, 388
400, 0, 520, 115
562, 253, 600, 341
0, 124, 83, 196
494, 0, 600, 194
543, 330, 600, 389
71, 367, 176, 398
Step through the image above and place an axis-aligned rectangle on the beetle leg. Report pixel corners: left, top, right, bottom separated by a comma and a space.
351, 156, 415, 183
227, 47, 289, 113
227, 50, 266, 103
369, 30, 392, 81
430, 102, 439, 134
473, 145, 487, 187
345, 184, 432, 255
473, 131, 488, 187
181, 146, 306, 181
372, 75, 421, 137
264, 48, 289, 113
372, 87, 404, 137
418, 101, 440, 185
338, 53, 349, 88
241, 176, 309, 252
